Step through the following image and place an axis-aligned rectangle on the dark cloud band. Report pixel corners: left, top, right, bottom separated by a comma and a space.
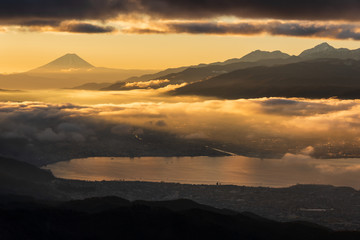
1, 0, 360, 25
125, 21, 360, 41
2, 0, 360, 23
0, 0, 131, 21
59, 23, 116, 33
2, 0, 360, 35
138, 0, 360, 21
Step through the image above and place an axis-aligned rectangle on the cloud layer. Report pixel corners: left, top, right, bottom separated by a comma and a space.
135, 0, 360, 21
0, 0, 130, 23
125, 21, 360, 40
2, 0, 360, 37
3, 89, 360, 165
2, 0, 360, 22
59, 22, 116, 33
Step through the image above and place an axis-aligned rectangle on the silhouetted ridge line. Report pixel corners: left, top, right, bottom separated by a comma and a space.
0, 195, 359, 240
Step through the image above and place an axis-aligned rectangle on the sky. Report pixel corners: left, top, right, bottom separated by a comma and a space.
1, 0, 360, 73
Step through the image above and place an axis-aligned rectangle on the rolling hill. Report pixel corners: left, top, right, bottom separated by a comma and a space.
0, 156, 55, 198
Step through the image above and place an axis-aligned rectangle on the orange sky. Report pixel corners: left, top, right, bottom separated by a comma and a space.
1, 31, 360, 73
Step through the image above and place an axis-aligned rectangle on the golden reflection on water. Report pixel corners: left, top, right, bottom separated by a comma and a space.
44, 155, 360, 189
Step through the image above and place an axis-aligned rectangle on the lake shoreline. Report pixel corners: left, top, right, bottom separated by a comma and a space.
44, 155, 360, 189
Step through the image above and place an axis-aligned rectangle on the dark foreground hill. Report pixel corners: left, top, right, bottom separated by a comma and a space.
0, 157, 58, 199
173, 58, 360, 99
0, 195, 359, 240
0, 156, 54, 183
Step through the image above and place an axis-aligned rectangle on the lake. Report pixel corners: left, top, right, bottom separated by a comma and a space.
43, 154, 360, 189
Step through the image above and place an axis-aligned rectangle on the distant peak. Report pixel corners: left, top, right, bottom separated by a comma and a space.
64, 53, 78, 56
299, 42, 338, 58
313, 42, 334, 49
240, 49, 290, 62
30, 53, 94, 72
251, 50, 282, 54
59, 53, 86, 60
318, 42, 330, 46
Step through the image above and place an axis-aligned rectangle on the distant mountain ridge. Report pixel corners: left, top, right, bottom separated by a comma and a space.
173, 58, 360, 99
103, 42, 360, 91
299, 42, 360, 60
232, 50, 290, 63
102, 50, 293, 90
118, 50, 290, 84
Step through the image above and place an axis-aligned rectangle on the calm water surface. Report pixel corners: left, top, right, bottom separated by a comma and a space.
44, 155, 360, 189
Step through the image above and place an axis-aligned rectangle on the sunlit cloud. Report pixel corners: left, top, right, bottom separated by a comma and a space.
124, 79, 170, 89
3, 91, 360, 163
